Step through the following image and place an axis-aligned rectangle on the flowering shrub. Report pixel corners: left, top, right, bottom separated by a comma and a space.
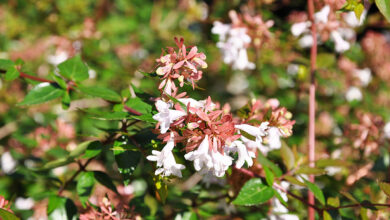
1, 0, 390, 219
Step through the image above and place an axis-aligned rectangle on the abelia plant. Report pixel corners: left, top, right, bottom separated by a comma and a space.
1, 0, 390, 219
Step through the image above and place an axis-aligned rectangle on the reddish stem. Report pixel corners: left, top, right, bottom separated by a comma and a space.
307, 0, 317, 219
19, 72, 54, 83
124, 105, 142, 116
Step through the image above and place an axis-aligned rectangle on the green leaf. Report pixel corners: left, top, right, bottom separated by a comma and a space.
273, 189, 288, 207
19, 83, 64, 105
316, 53, 336, 68
47, 196, 77, 220
57, 55, 89, 82
257, 153, 283, 177
113, 136, 141, 185
50, 73, 67, 89
379, 182, 390, 198
78, 85, 122, 102
126, 97, 152, 114
5, 66, 19, 81
264, 166, 274, 186
69, 141, 93, 158
360, 208, 368, 220
82, 141, 103, 159
316, 159, 349, 168
144, 194, 158, 216
295, 166, 326, 175
283, 175, 306, 187
303, 178, 325, 205
61, 92, 71, 110
93, 171, 118, 194
0, 209, 20, 220
232, 178, 274, 206
323, 211, 332, 220
340, 191, 359, 203
280, 143, 295, 170
0, 59, 14, 70
354, 3, 364, 19
376, 0, 390, 22
77, 172, 95, 207
327, 197, 340, 207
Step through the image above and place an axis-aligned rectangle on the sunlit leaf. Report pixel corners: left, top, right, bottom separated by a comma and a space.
232, 178, 274, 206
19, 83, 64, 105
303, 179, 325, 205
78, 85, 122, 102
58, 55, 89, 82
77, 172, 95, 207
375, 0, 390, 22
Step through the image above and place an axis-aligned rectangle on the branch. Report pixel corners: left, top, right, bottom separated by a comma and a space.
307, 0, 318, 218
0, 69, 54, 83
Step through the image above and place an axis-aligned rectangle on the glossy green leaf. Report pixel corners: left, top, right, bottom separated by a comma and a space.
316, 159, 349, 168
78, 85, 122, 102
47, 196, 77, 220
77, 171, 95, 206
126, 97, 152, 114
61, 91, 71, 110
376, 0, 390, 22
5, 66, 19, 81
69, 141, 93, 158
82, 141, 103, 159
19, 83, 64, 105
280, 143, 295, 170
0, 208, 20, 220
50, 73, 67, 89
303, 179, 325, 205
58, 55, 89, 82
264, 166, 274, 186
257, 153, 283, 177
113, 136, 141, 185
93, 171, 118, 194
232, 178, 274, 206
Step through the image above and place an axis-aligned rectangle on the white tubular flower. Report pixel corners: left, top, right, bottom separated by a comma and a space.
146, 134, 185, 177
178, 98, 205, 109
291, 21, 311, 36
230, 140, 255, 168
314, 5, 330, 24
330, 30, 350, 53
384, 122, 390, 139
298, 34, 314, 48
15, 197, 34, 210
268, 127, 283, 150
185, 135, 213, 172
354, 68, 372, 87
344, 10, 367, 27
153, 100, 187, 134
233, 48, 255, 70
185, 135, 232, 177
345, 86, 362, 102
1, 151, 17, 174
235, 122, 269, 145
212, 21, 231, 41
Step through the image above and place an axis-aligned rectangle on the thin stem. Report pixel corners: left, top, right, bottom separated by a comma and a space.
0, 69, 54, 83
57, 158, 93, 195
124, 105, 142, 116
307, 0, 317, 219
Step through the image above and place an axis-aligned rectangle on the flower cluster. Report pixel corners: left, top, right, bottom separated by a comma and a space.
156, 37, 207, 96
290, 4, 366, 53
148, 39, 295, 178
212, 10, 273, 70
